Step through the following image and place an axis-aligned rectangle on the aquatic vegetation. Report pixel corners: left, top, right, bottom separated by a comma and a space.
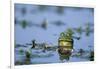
20, 7, 27, 16
85, 26, 91, 36
89, 51, 94, 61
31, 40, 36, 49
15, 60, 23, 65
72, 23, 94, 37
41, 19, 48, 30
15, 4, 94, 65
15, 19, 48, 29
15, 58, 31, 65
56, 6, 64, 14
24, 58, 31, 64
78, 49, 85, 56
84, 23, 94, 36
25, 51, 31, 59
20, 20, 28, 29
51, 21, 66, 26
19, 49, 24, 54
73, 26, 83, 35
85, 23, 94, 27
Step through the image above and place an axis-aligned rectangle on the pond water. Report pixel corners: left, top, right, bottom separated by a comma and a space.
14, 3, 94, 65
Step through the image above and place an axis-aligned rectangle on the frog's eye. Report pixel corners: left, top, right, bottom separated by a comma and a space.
60, 32, 65, 37
67, 34, 70, 36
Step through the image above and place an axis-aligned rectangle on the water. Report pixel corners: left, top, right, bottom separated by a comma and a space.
15, 3, 94, 65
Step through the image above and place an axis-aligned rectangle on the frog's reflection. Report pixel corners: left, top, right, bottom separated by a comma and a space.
58, 48, 72, 62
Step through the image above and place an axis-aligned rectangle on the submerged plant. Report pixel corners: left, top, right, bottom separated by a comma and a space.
19, 49, 24, 54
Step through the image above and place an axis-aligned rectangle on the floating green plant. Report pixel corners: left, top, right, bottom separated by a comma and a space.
20, 20, 28, 29
19, 49, 24, 54
25, 51, 31, 59
74, 26, 83, 35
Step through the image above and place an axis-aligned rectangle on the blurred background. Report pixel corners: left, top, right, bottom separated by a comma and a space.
14, 3, 94, 65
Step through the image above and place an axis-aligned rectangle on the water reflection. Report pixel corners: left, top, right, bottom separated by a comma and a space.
15, 4, 94, 65
15, 43, 94, 65
58, 50, 71, 62
59, 53, 70, 62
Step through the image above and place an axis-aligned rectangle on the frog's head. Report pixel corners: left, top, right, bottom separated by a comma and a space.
59, 28, 80, 40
